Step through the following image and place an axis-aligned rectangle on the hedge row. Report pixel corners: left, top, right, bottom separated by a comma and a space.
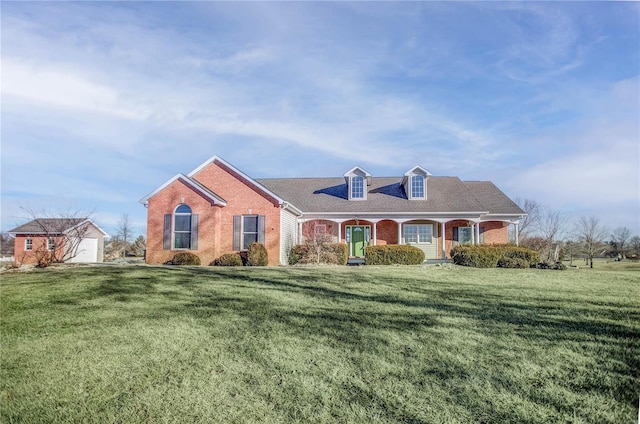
289, 243, 348, 265
170, 242, 268, 267
450, 245, 540, 268
365, 245, 425, 265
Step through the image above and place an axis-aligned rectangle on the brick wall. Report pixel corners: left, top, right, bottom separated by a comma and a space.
146, 160, 282, 266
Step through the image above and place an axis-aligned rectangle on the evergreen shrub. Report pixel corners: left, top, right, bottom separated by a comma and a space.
246, 243, 268, 266
171, 252, 201, 265
214, 253, 243, 266
365, 245, 425, 265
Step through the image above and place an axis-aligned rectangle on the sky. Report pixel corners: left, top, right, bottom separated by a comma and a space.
2, 1, 639, 238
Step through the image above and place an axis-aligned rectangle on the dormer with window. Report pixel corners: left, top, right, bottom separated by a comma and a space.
344, 166, 372, 201
402, 166, 431, 200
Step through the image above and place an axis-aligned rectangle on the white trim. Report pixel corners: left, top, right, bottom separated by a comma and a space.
64, 219, 110, 237
188, 155, 288, 206
139, 174, 227, 206
403, 165, 432, 178
343, 166, 372, 178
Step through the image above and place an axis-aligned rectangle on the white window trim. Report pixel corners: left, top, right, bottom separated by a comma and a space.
47, 237, 56, 251
173, 204, 192, 250
350, 176, 365, 200
404, 224, 433, 244
410, 175, 425, 199
25, 237, 32, 251
241, 215, 259, 251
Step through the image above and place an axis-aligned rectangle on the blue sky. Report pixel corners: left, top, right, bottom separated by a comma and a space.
2, 2, 639, 237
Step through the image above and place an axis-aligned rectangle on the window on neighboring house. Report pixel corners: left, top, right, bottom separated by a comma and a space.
47, 237, 56, 251
404, 224, 433, 244
411, 175, 425, 198
25, 237, 32, 251
162, 204, 199, 251
233, 215, 266, 250
351, 176, 364, 199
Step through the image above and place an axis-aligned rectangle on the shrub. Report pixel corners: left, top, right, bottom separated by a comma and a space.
497, 257, 529, 269
365, 245, 425, 265
214, 253, 243, 266
288, 241, 348, 265
171, 252, 201, 265
451, 245, 540, 268
246, 243, 268, 266
535, 261, 566, 271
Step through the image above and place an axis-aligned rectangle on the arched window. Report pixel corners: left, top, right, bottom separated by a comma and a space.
411, 175, 424, 198
174, 204, 192, 249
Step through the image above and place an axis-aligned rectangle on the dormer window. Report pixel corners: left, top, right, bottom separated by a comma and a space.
411, 175, 424, 198
351, 176, 364, 199
403, 166, 431, 200
344, 166, 371, 201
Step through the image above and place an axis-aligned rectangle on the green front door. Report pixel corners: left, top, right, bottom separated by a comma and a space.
348, 226, 369, 257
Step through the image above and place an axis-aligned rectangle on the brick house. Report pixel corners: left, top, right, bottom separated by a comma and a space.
141, 156, 525, 265
9, 218, 108, 264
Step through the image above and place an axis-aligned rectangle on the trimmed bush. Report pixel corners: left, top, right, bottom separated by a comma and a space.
214, 253, 243, 266
365, 245, 425, 265
171, 252, 201, 265
451, 245, 540, 268
497, 257, 529, 269
246, 243, 268, 266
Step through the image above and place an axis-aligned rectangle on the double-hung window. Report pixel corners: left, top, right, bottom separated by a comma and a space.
162, 204, 198, 251
233, 215, 266, 251
47, 237, 56, 251
173, 204, 192, 249
404, 224, 433, 244
25, 237, 33, 251
351, 176, 364, 199
411, 175, 424, 198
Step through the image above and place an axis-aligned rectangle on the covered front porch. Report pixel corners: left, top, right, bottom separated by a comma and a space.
297, 214, 521, 261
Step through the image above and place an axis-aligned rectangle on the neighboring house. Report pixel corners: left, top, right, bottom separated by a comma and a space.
9, 218, 108, 264
141, 156, 525, 266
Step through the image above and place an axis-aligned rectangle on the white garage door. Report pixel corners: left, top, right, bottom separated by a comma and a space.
69, 238, 98, 263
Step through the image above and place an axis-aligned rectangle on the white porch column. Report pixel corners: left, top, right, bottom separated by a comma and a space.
441, 222, 446, 259
338, 222, 342, 243
476, 223, 481, 245
398, 222, 403, 244
298, 221, 303, 244
373, 222, 377, 246
515, 223, 519, 246
471, 224, 475, 245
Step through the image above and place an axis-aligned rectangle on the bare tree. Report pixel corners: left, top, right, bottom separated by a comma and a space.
117, 213, 134, 245
535, 205, 566, 262
574, 216, 608, 269
19, 207, 95, 267
515, 197, 540, 241
610, 227, 631, 258
629, 235, 640, 259
1, 232, 14, 257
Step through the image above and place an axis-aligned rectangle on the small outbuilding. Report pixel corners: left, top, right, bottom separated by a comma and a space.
9, 218, 108, 265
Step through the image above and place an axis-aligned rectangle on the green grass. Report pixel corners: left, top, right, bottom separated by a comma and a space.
1, 265, 639, 423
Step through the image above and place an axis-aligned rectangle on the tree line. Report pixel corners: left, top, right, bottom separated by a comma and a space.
515, 198, 639, 268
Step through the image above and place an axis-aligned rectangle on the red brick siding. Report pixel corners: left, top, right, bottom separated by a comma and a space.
146, 160, 282, 266
375, 220, 398, 245
444, 220, 509, 258
13, 234, 65, 265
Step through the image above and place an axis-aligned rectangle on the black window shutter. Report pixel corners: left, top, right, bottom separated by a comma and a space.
453, 227, 458, 246
190, 214, 199, 250
233, 216, 241, 251
163, 214, 171, 250
258, 215, 266, 244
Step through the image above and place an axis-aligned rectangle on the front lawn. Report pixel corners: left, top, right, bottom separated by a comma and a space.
1, 265, 638, 423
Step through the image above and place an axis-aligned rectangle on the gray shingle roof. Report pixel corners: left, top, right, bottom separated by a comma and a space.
257, 177, 523, 215
463, 181, 525, 215
9, 218, 88, 234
